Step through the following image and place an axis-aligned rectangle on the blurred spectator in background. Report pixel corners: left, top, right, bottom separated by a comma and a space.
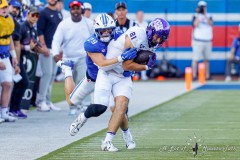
83, 2, 92, 19
35, 0, 45, 12
10, 6, 43, 118
9, 0, 21, 62
36, 0, 62, 111
0, 0, 19, 122
225, 24, 240, 82
191, 0, 213, 81
52, 0, 93, 115
115, 2, 136, 32
135, 10, 148, 80
9, 0, 25, 118
135, 10, 148, 28
107, 12, 115, 19
57, 0, 70, 19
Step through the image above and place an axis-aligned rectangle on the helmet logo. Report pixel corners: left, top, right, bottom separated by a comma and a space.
101, 14, 109, 27
154, 19, 164, 31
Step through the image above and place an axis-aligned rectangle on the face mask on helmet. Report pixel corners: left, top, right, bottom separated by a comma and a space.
95, 28, 114, 42
94, 13, 116, 43
146, 18, 170, 48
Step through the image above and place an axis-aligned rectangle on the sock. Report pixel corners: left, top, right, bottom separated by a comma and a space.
104, 132, 115, 142
64, 69, 72, 79
1, 107, 8, 117
122, 128, 133, 141
80, 113, 87, 121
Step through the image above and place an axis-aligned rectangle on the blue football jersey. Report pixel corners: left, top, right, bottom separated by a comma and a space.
84, 29, 124, 81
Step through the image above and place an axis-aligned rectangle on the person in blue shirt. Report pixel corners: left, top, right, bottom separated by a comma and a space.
225, 24, 240, 82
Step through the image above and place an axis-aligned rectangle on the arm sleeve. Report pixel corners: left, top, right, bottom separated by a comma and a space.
52, 22, 64, 56
37, 11, 46, 36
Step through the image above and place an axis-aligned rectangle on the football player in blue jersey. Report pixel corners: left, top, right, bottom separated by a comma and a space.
57, 13, 137, 146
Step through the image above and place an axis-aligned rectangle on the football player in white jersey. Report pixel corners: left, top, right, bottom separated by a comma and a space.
72, 18, 170, 151
57, 14, 137, 149
98, 18, 170, 151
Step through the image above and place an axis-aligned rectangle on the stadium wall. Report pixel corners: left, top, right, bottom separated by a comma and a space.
59, 0, 240, 74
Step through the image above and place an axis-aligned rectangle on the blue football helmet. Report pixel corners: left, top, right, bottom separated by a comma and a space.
94, 13, 116, 42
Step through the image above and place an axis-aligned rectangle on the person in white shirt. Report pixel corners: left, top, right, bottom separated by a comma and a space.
57, 0, 70, 19
52, 0, 94, 114
83, 2, 92, 19
192, 0, 213, 80
135, 10, 148, 28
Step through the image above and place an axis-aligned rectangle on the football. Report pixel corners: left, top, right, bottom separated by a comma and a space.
133, 50, 156, 65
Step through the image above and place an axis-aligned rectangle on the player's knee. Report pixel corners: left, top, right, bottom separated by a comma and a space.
84, 104, 107, 118
66, 97, 74, 106
1, 82, 12, 89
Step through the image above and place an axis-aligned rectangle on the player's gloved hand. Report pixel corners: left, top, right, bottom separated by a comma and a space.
146, 54, 156, 70
123, 71, 134, 77
118, 47, 137, 62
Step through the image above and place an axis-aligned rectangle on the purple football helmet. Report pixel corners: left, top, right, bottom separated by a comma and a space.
146, 18, 170, 48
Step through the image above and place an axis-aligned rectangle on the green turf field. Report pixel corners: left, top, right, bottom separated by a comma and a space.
39, 90, 240, 160
51, 82, 65, 103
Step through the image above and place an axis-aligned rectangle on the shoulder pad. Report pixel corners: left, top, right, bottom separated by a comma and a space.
84, 35, 101, 53
112, 28, 124, 40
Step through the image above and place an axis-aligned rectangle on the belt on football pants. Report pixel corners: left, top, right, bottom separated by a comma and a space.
86, 71, 96, 82
0, 51, 10, 59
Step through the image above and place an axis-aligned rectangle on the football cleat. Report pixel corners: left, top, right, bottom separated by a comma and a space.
69, 113, 87, 136
123, 133, 136, 149
56, 60, 74, 72
101, 141, 118, 152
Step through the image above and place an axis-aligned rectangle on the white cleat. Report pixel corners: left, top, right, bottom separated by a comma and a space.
123, 134, 136, 149
101, 141, 118, 152
0, 118, 4, 123
2, 114, 17, 122
69, 113, 87, 136
48, 102, 61, 111
37, 101, 50, 112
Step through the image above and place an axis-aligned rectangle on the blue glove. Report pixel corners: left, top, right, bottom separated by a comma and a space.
118, 47, 137, 62
123, 71, 134, 77
146, 54, 156, 69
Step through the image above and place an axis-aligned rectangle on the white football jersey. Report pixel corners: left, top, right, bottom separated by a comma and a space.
105, 26, 152, 77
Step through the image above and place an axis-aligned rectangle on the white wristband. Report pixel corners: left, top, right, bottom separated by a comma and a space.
10, 50, 17, 58
145, 65, 149, 70
0, 59, 2, 62
24, 45, 30, 51
117, 55, 123, 62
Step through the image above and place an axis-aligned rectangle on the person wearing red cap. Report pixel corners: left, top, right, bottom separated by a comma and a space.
52, 0, 94, 114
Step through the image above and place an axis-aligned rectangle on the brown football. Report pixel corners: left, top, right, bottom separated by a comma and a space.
133, 50, 155, 65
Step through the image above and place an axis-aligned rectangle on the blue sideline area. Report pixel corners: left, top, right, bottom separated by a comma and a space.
197, 84, 240, 90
